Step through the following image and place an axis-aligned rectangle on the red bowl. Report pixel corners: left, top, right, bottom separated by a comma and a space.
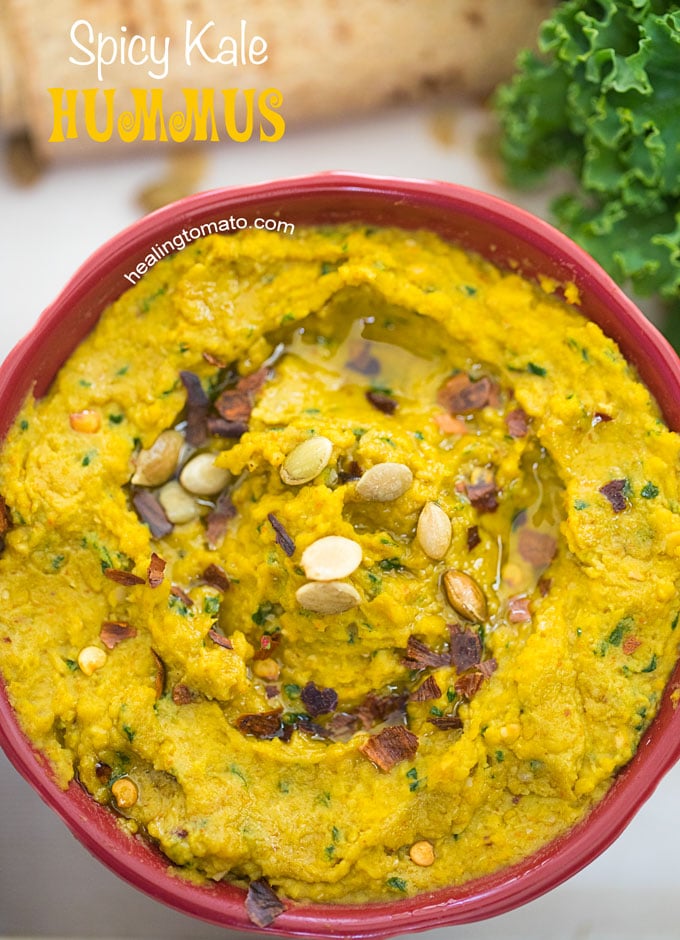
2, 173, 680, 938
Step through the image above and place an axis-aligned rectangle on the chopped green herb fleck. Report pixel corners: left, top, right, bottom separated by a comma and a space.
108, 413, 124, 425
527, 362, 547, 376
641, 654, 658, 673
324, 845, 335, 860
64, 658, 78, 671
19, 419, 29, 431
495, 750, 505, 762
284, 683, 301, 699
230, 764, 248, 787
378, 557, 402, 571
672, 613, 679, 631
641, 482, 660, 499
51, 554, 66, 571
430, 706, 444, 717
115, 365, 129, 377
573, 499, 588, 510
122, 724, 135, 742
252, 601, 274, 626
203, 596, 220, 616
387, 877, 408, 893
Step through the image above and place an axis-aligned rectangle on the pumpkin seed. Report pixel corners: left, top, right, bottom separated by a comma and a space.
442, 569, 488, 622
179, 452, 230, 495
296, 580, 362, 614
301, 536, 363, 581
416, 502, 452, 560
131, 429, 184, 486
158, 480, 199, 524
355, 462, 413, 501
281, 436, 333, 485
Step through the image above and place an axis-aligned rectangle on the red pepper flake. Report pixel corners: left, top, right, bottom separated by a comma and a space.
356, 691, 408, 730
208, 627, 233, 650
245, 878, 286, 928
132, 489, 173, 539
359, 725, 419, 772
300, 681, 338, 717
172, 683, 198, 705
327, 711, 362, 740
538, 577, 552, 597
202, 350, 227, 369
214, 366, 269, 427
518, 529, 557, 567
506, 408, 529, 438
449, 624, 482, 671
100, 620, 137, 649
346, 343, 380, 376
267, 512, 295, 557
202, 563, 230, 592
147, 551, 166, 588
206, 492, 236, 549
592, 412, 613, 426
103, 568, 145, 586
623, 635, 642, 655
402, 635, 450, 670
455, 670, 484, 699
466, 480, 498, 513
437, 374, 492, 414
206, 415, 249, 438
478, 658, 497, 678
366, 390, 397, 415
254, 632, 281, 661
409, 675, 442, 702
151, 649, 166, 698
235, 708, 284, 740
94, 761, 112, 782
507, 596, 531, 623
428, 714, 463, 731
179, 370, 210, 446
599, 479, 628, 513
466, 525, 481, 551
0, 494, 12, 539
434, 413, 468, 435
170, 584, 194, 607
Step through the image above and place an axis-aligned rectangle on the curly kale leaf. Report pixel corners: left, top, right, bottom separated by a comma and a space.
496, 0, 680, 307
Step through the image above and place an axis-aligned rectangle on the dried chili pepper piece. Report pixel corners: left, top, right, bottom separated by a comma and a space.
235, 709, 284, 740
428, 714, 463, 731
409, 675, 442, 702
366, 390, 397, 415
599, 479, 628, 513
506, 407, 529, 438
346, 344, 380, 376
402, 635, 450, 670
448, 624, 482, 671
623, 636, 642, 655
518, 529, 557, 567
507, 596, 531, 623
202, 563, 230, 592
466, 525, 481, 552
147, 551, 166, 588
103, 568, 146, 586
170, 584, 194, 607
151, 650, 166, 698
466, 480, 498, 513
202, 350, 227, 369
100, 620, 137, 649
478, 658, 498, 678
356, 691, 408, 730
359, 725, 419, 772
245, 878, 286, 928
300, 681, 338, 717
208, 628, 233, 650
438, 374, 492, 414
206, 492, 236, 549
179, 370, 210, 446
267, 513, 295, 557
214, 366, 269, 426
132, 489, 173, 538
172, 684, 198, 705
454, 670, 484, 699
327, 711, 362, 740
206, 415, 249, 438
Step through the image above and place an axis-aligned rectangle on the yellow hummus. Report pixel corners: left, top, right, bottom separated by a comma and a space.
1, 225, 679, 905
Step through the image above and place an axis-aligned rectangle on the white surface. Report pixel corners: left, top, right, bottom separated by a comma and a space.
1, 101, 679, 939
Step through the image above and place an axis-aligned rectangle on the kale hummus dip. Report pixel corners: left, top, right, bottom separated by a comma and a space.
1, 225, 679, 909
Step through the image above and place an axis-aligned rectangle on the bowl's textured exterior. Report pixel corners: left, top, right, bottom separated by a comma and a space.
1, 173, 680, 938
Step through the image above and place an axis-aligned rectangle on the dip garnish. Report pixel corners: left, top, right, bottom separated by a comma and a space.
359, 725, 419, 772
599, 478, 629, 512
448, 624, 483, 671
409, 675, 442, 702
245, 879, 286, 929
103, 568, 145, 586
132, 489, 173, 538
300, 681, 339, 717
437, 374, 493, 414
147, 552, 166, 587
267, 512, 296, 557
366, 390, 398, 415
100, 621, 137, 649
179, 370, 210, 446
